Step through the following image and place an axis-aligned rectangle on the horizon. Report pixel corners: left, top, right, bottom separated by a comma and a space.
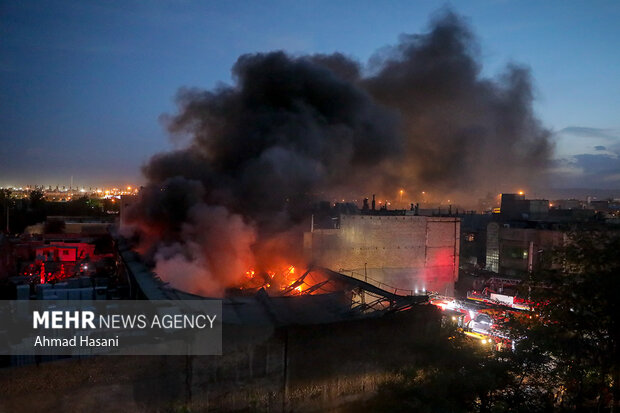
2, 1, 619, 190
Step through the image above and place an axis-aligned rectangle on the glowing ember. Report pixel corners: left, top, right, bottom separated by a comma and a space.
233, 264, 317, 295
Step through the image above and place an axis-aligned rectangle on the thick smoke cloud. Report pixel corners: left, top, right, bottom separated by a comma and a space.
147, 51, 400, 227
364, 12, 552, 196
126, 11, 552, 296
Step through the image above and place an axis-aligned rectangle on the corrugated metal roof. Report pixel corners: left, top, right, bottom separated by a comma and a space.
117, 237, 422, 327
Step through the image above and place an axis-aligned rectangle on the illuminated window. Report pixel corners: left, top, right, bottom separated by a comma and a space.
486, 249, 499, 273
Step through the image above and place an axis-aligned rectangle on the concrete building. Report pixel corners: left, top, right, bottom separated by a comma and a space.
304, 214, 460, 295
485, 222, 566, 276
119, 194, 138, 232
499, 193, 549, 220
553, 199, 583, 210
458, 213, 493, 268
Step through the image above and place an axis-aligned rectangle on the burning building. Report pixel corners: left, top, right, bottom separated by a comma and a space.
0, 10, 560, 412
120, 10, 551, 300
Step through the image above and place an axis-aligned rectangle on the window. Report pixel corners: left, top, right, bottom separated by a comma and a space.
503, 246, 528, 260
475, 314, 492, 325
486, 249, 499, 273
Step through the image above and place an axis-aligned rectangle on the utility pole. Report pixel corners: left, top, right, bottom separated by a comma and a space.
362, 263, 367, 305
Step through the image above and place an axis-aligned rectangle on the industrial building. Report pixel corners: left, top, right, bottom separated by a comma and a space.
483, 193, 620, 277
304, 213, 460, 295
1, 222, 442, 411
498, 193, 550, 221
485, 222, 566, 276
0, 215, 124, 302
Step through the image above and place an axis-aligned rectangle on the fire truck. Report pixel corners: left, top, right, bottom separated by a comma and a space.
431, 277, 530, 349
466, 277, 531, 311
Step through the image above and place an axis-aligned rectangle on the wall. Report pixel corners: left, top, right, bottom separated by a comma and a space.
304, 215, 460, 295
119, 195, 138, 233
0, 306, 440, 412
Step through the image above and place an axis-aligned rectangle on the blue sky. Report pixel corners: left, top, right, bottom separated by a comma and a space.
1, 0, 619, 189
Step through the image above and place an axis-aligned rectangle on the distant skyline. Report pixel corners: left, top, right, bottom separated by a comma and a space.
1, 0, 619, 189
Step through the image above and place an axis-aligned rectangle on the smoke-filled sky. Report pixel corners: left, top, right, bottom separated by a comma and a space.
1, 0, 619, 191
120, 9, 587, 296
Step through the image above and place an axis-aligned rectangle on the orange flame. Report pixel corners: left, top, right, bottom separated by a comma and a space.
236, 264, 309, 294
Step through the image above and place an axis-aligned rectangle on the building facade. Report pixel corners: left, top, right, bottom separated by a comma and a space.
304, 214, 460, 295
485, 222, 566, 276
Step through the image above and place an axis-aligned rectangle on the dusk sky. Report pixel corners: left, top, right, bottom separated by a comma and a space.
1, 0, 619, 190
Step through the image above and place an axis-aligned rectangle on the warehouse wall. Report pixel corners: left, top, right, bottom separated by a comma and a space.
0, 306, 440, 412
304, 215, 460, 295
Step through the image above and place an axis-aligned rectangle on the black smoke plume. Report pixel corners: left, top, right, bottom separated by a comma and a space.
365, 12, 552, 196
125, 10, 552, 296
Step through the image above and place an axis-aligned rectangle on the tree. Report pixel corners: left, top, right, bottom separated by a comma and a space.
344, 323, 554, 413
510, 229, 620, 411
347, 229, 620, 412
0, 189, 12, 233
28, 189, 45, 209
